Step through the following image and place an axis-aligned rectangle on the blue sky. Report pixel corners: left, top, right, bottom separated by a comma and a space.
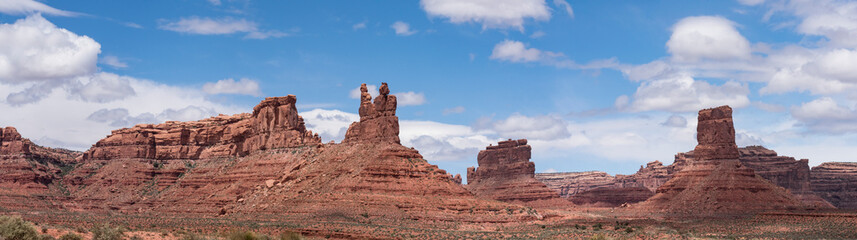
2, 0, 857, 180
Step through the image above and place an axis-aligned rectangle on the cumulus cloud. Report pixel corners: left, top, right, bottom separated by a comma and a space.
158, 16, 287, 39
68, 72, 137, 103
0, 14, 100, 84
619, 74, 750, 112
348, 84, 378, 99
100, 55, 128, 68
0, 0, 78, 16
394, 91, 426, 106
667, 16, 751, 62
489, 40, 619, 69
477, 114, 571, 140
390, 21, 417, 36
420, 0, 551, 31
791, 97, 857, 133
301, 108, 359, 142
202, 78, 262, 96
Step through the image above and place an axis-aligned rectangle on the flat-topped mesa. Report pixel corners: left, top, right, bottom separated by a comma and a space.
694, 105, 739, 161
466, 139, 560, 203
811, 162, 857, 209
342, 83, 400, 144
83, 95, 321, 160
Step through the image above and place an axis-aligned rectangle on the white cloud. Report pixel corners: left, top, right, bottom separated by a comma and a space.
804, 48, 857, 82
202, 78, 262, 96
0, 14, 100, 84
394, 91, 426, 106
661, 114, 688, 128
158, 16, 286, 39
791, 97, 857, 133
736, 131, 765, 146
443, 106, 466, 115
301, 108, 360, 142
348, 84, 378, 99
420, 0, 551, 31
0, 0, 78, 16
100, 55, 128, 68
529, 30, 546, 39
68, 72, 137, 103
352, 21, 367, 30
621, 74, 750, 112
490, 40, 560, 63
207, 0, 221, 6
477, 113, 571, 140
553, 0, 574, 18
391, 21, 417, 36
667, 16, 751, 62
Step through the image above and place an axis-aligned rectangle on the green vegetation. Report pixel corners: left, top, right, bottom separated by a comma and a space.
0, 216, 54, 240
90, 224, 126, 240
227, 230, 303, 240
58, 233, 83, 240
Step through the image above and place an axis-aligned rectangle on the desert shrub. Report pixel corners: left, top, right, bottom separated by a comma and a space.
589, 235, 607, 240
228, 231, 259, 240
593, 223, 603, 231
91, 224, 125, 240
59, 233, 83, 240
624, 227, 634, 233
180, 232, 220, 240
129, 235, 143, 240
39, 235, 55, 240
280, 232, 303, 240
0, 215, 41, 240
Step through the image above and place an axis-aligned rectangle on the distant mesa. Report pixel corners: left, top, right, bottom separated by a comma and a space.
811, 162, 857, 209
466, 139, 562, 203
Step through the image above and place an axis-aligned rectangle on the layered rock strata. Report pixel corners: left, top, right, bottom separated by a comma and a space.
811, 162, 857, 209
466, 139, 560, 202
1, 127, 81, 209
639, 106, 803, 213
535, 171, 615, 198
83, 95, 321, 160
343, 83, 400, 144
569, 187, 654, 206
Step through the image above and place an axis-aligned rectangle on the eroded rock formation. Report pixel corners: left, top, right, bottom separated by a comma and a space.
569, 187, 654, 206
343, 83, 400, 144
0, 127, 81, 209
535, 171, 615, 198
466, 139, 560, 203
639, 106, 803, 213
811, 162, 857, 209
83, 95, 321, 160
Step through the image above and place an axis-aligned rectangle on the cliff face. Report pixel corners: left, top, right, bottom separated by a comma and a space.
466, 139, 561, 203
534, 171, 615, 198
811, 162, 857, 209
639, 106, 803, 214
82, 95, 321, 160
342, 83, 400, 144
0, 127, 82, 209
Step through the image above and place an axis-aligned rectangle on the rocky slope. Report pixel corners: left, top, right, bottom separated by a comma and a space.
0, 126, 81, 209
638, 106, 803, 214
811, 162, 857, 209
18, 83, 536, 224
535, 171, 615, 198
466, 139, 562, 204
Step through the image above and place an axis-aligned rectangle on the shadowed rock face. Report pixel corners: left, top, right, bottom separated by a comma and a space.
466, 139, 560, 203
569, 187, 654, 206
811, 162, 857, 209
82, 95, 321, 160
639, 105, 803, 214
343, 83, 400, 144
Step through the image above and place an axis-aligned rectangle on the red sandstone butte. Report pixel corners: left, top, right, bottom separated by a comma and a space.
569, 186, 654, 206
638, 106, 803, 214
466, 139, 561, 203
82, 94, 321, 161
343, 83, 400, 144
41, 83, 537, 224
811, 162, 857, 209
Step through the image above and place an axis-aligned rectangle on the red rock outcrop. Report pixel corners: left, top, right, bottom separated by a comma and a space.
535, 171, 615, 198
739, 146, 833, 208
613, 160, 685, 192
0, 126, 82, 209
343, 83, 400, 144
466, 139, 561, 203
569, 186, 654, 206
639, 106, 803, 214
811, 162, 857, 209
83, 95, 321, 160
